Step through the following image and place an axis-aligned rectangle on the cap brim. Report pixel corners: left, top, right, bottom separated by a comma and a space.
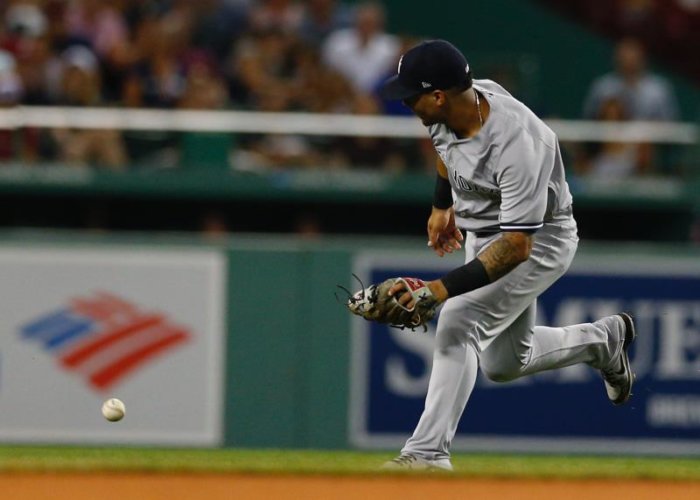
379, 75, 421, 100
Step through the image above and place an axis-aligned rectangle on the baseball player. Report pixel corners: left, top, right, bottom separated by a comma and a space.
371, 40, 636, 470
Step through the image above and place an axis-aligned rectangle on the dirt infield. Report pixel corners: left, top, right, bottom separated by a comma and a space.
2, 473, 700, 500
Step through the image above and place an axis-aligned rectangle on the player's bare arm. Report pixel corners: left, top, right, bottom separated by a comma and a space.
392, 231, 532, 308
476, 231, 532, 281
428, 157, 463, 256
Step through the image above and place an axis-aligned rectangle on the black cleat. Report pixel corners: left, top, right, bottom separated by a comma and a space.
601, 313, 636, 406
381, 453, 453, 471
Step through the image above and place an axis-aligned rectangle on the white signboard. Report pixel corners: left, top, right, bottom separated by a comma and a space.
0, 245, 226, 446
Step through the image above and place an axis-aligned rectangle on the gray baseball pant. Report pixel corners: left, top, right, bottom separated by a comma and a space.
401, 218, 626, 460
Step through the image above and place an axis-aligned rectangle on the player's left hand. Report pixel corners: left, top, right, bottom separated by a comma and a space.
340, 276, 441, 332
427, 206, 463, 257
389, 278, 448, 310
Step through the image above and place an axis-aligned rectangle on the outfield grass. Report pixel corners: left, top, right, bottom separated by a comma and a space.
0, 446, 699, 481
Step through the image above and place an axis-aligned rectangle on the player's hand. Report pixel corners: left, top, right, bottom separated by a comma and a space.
389, 279, 449, 309
427, 206, 463, 257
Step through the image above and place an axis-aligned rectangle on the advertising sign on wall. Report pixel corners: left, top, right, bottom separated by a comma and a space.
0, 245, 226, 446
350, 251, 700, 455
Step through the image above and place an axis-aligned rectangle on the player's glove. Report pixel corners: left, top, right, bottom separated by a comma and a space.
339, 276, 438, 332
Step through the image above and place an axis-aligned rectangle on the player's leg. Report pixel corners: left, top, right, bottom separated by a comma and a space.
387, 221, 628, 468
480, 302, 624, 381
479, 304, 636, 407
395, 298, 480, 467
387, 228, 552, 468
386, 233, 486, 470
478, 221, 635, 402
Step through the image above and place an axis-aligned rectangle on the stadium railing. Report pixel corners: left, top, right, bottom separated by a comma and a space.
0, 106, 696, 214
0, 106, 695, 143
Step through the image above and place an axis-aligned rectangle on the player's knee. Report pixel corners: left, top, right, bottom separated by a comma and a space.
482, 365, 519, 383
480, 356, 522, 383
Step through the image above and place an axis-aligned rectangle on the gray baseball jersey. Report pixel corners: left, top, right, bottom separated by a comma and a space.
429, 79, 573, 233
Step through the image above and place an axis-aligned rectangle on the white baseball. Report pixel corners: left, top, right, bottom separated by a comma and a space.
101, 398, 126, 422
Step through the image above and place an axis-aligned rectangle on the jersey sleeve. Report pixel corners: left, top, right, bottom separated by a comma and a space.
495, 131, 553, 233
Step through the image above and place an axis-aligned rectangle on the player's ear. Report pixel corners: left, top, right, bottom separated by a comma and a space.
433, 90, 446, 106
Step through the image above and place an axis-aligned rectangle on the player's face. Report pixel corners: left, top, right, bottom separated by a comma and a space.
402, 92, 445, 126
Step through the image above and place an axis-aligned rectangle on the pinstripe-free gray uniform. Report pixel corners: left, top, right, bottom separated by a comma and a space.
401, 80, 627, 462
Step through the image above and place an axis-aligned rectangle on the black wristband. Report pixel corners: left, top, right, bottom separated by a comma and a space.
440, 258, 491, 298
433, 173, 453, 209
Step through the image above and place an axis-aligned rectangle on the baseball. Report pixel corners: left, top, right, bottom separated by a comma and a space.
101, 398, 126, 422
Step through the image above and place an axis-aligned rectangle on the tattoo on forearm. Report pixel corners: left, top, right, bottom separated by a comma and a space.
477, 233, 531, 281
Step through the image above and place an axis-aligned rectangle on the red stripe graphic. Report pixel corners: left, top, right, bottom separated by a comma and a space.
60, 314, 164, 368
71, 292, 139, 321
89, 330, 189, 390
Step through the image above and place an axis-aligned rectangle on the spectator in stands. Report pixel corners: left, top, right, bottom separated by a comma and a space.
177, 56, 234, 170
583, 37, 678, 121
189, 0, 250, 61
575, 97, 652, 179
127, 9, 192, 108
49, 46, 127, 169
327, 93, 408, 171
227, 26, 299, 109
1, 1, 53, 104
63, 0, 137, 101
0, 48, 36, 162
0, 49, 23, 105
321, 1, 399, 94
120, 63, 180, 169
248, 0, 303, 34
296, 0, 355, 46
64, 0, 130, 60
293, 44, 354, 113
230, 48, 325, 172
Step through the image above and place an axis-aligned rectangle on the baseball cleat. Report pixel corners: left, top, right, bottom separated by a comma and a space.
381, 453, 453, 471
601, 313, 636, 405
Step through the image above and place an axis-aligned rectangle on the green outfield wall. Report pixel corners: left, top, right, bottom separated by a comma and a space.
217, 236, 700, 450
1, 231, 699, 450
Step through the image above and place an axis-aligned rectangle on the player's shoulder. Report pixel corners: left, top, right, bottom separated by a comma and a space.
473, 79, 513, 98
481, 83, 556, 150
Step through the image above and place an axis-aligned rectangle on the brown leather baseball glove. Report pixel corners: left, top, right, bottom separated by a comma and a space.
340, 276, 438, 332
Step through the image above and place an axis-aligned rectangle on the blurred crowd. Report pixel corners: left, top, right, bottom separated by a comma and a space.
537, 0, 700, 85
0, 0, 430, 171
0, 0, 689, 179
536, 0, 697, 181
572, 37, 681, 180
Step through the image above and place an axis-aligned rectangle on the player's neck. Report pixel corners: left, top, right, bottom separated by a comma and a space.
446, 89, 489, 139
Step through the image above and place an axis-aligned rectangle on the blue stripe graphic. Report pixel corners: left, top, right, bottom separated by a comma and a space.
21, 309, 73, 338
44, 319, 94, 350
21, 308, 97, 350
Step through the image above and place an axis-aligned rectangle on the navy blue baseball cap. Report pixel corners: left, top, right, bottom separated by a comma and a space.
380, 40, 472, 100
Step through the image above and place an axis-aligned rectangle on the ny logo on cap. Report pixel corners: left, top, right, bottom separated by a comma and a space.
421, 82, 432, 88
397, 55, 403, 74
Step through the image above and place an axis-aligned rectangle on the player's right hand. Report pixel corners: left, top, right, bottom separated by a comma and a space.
427, 206, 463, 257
